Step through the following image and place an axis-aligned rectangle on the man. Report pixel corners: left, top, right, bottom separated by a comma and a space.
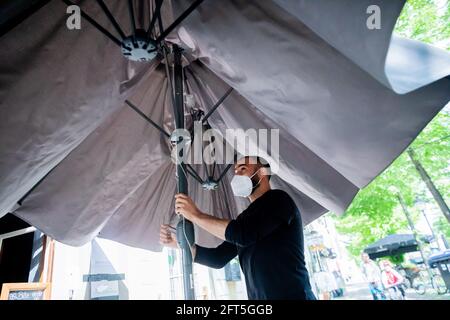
361, 252, 386, 300
160, 156, 316, 300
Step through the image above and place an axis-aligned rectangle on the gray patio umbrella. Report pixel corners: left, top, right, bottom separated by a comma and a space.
0, 0, 449, 299
364, 234, 419, 259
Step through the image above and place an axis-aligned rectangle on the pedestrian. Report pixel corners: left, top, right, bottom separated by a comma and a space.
380, 260, 406, 299
360, 252, 386, 300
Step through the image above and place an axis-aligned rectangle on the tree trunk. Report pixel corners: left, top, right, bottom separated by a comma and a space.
407, 148, 450, 223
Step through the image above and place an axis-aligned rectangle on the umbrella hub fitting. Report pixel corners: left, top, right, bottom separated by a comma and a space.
202, 178, 218, 191
121, 29, 158, 62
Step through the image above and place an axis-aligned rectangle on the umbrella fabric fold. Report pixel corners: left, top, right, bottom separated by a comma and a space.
174, 0, 450, 188
0, 0, 449, 250
0, 0, 154, 216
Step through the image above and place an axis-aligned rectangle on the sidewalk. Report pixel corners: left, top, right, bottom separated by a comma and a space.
334, 282, 450, 300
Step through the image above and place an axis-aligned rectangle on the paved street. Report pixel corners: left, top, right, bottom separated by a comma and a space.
334, 282, 450, 300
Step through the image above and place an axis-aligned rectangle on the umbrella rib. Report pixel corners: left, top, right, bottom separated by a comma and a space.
146, 0, 163, 40
161, 44, 176, 110
211, 161, 216, 179
148, 0, 154, 38
155, 0, 204, 44
125, 100, 171, 138
17, 167, 55, 206
202, 87, 234, 124
156, 0, 165, 38
145, 0, 165, 51
61, 0, 122, 47
127, 0, 137, 42
202, 157, 210, 179
185, 164, 204, 184
186, 164, 203, 182
180, 162, 202, 185
95, 0, 126, 39
216, 163, 233, 182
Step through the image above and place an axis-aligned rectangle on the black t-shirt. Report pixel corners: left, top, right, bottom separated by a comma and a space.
194, 189, 316, 300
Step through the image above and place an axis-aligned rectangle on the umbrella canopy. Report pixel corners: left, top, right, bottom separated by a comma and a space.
0, 0, 449, 251
428, 249, 450, 267
364, 234, 419, 259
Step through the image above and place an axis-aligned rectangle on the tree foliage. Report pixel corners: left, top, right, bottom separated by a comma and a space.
333, 0, 450, 260
395, 0, 450, 50
434, 216, 450, 238
335, 111, 449, 260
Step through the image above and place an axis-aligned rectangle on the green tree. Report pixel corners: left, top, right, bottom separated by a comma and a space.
390, 254, 406, 265
334, 111, 449, 260
434, 216, 450, 238
395, 0, 450, 50
333, 0, 450, 262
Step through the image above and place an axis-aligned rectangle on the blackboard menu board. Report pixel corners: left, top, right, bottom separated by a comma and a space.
1, 283, 51, 300
8, 290, 45, 300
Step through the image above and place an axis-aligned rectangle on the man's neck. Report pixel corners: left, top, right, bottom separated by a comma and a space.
248, 182, 271, 203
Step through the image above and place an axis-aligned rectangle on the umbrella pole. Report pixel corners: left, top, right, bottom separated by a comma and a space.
173, 44, 196, 300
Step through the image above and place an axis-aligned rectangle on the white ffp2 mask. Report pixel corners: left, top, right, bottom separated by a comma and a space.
230, 168, 262, 197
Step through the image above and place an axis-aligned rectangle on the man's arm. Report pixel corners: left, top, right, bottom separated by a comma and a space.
160, 224, 236, 268
193, 213, 230, 240
160, 224, 198, 259
174, 191, 296, 248
194, 241, 238, 269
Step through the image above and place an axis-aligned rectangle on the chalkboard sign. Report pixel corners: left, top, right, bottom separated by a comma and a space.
1, 283, 51, 300
8, 290, 44, 300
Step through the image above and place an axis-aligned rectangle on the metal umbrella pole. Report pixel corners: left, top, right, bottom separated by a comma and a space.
172, 44, 196, 300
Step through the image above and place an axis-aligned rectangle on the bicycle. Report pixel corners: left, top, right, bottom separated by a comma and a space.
409, 268, 447, 295
430, 270, 447, 295
399, 266, 426, 295
384, 284, 406, 300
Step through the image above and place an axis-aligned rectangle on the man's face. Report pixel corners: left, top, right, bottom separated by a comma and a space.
234, 157, 261, 178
